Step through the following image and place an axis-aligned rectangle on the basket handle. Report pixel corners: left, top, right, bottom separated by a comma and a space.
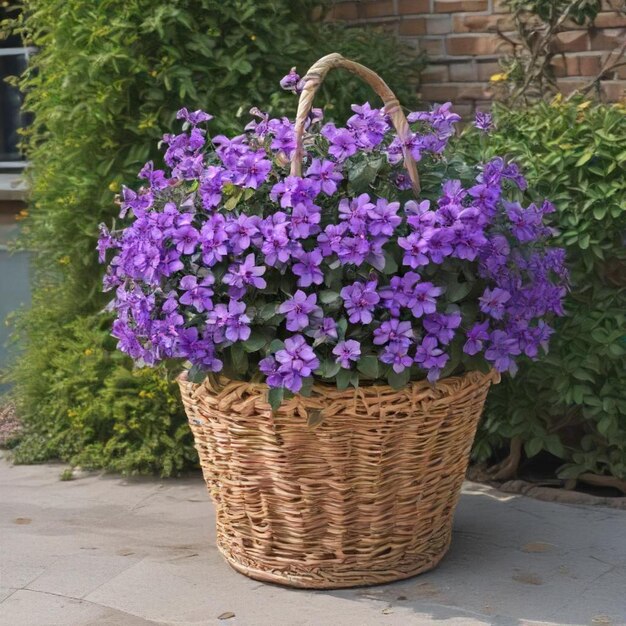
289, 53, 421, 195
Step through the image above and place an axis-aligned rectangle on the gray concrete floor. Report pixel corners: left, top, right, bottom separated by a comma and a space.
1, 455, 625, 626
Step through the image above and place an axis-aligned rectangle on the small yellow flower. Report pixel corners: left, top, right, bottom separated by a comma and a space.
58, 255, 71, 265
250, 34, 256, 41
551, 94, 563, 107
577, 100, 591, 110
84, 348, 93, 356
489, 73, 508, 83
108, 181, 120, 192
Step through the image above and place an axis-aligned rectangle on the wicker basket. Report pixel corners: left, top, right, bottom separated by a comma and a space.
178, 54, 499, 588
178, 369, 499, 589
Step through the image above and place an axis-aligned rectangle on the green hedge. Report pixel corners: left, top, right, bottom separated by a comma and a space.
470, 99, 626, 480
4, 0, 423, 475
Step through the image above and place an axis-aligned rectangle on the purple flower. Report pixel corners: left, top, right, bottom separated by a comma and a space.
225, 214, 259, 255
177, 108, 213, 125
485, 330, 522, 375
260, 356, 284, 388
200, 214, 228, 266
171, 224, 199, 255
474, 111, 493, 132
380, 341, 413, 373
290, 203, 321, 239
234, 150, 272, 189
505, 201, 542, 242
398, 232, 429, 268
306, 159, 343, 196
199, 166, 224, 209
223, 253, 267, 297
347, 102, 389, 149
423, 312, 461, 345
321, 124, 358, 162
207, 299, 251, 343
313, 317, 338, 343
414, 336, 449, 383
270, 176, 319, 208
463, 320, 490, 355
332, 340, 361, 368
407, 281, 443, 318
367, 198, 401, 236
340, 280, 380, 324
373, 319, 413, 346
338, 194, 374, 233
419, 227, 455, 264
178, 275, 214, 313
317, 222, 348, 257
274, 334, 320, 392
292, 249, 324, 287
278, 290, 321, 331
479, 287, 511, 320
279, 67, 301, 93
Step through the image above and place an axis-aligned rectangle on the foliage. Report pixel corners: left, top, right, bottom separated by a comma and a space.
10, 307, 194, 475
492, 0, 624, 105
2, 0, 422, 473
468, 99, 626, 480
100, 94, 566, 413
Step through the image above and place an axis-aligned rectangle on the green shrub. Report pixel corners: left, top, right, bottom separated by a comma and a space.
3, 0, 422, 474
467, 99, 626, 480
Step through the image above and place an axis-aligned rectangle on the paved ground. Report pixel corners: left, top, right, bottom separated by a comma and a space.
1, 455, 625, 626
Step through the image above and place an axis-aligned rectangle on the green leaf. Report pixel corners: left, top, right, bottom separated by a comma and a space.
230, 343, 248, 374
268, 339, 285, 353
242, 331, 267, 353
316, 359, 341, 379
187, 364, 208, 384
357, 355, 380, 379
336, 368, 352, 390
268, 387, 284, 413
387, 368, 410, 390
306, 408, 325, 429
319, 290, 340, 304
525, 437, 544, 458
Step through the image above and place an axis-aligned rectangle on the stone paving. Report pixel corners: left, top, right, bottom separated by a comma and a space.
1, 455, 625, 626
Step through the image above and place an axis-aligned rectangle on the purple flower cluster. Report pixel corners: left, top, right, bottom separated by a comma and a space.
99, 85, 567, 399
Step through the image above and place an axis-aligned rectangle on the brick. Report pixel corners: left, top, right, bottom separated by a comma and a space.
397, 0, 431, 14
589, 28, 626, 51
449, 61, 479, 81
417, 37, 446, 55
476, 60, 501, 80
435, 0, 488, 12
492, 0, 510, 13
457, 82, 491, 100
327, 2, 360, 21
452, 103, 475, 118
420, 84, 460, 101
551, 55, 580, 77
556, 78, 588, 95
578, 54, 604, 76
426, 16, 452, 34
446, 34, 510, 56
594, 12, 626, 28
399, 18, 427, 35
453, 13, 514, 33
554, 31, 589, 52
420, 64, 450, 82
601, 80, 626, 101
363, 0, 395, 18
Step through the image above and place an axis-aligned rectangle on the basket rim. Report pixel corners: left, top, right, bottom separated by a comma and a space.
177, 368, 500, 408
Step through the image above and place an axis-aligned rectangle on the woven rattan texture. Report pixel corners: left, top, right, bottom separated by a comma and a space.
178, 370, 498, 589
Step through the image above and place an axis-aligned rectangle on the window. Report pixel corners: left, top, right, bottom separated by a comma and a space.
0, 7, 33, 170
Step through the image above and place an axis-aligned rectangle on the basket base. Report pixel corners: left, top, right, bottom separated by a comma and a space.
216, 533, 452, 590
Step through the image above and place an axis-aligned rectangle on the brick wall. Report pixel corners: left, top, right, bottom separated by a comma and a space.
329, 0, 626, 116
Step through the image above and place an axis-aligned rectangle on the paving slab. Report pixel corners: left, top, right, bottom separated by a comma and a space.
0, 455, 624, 626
